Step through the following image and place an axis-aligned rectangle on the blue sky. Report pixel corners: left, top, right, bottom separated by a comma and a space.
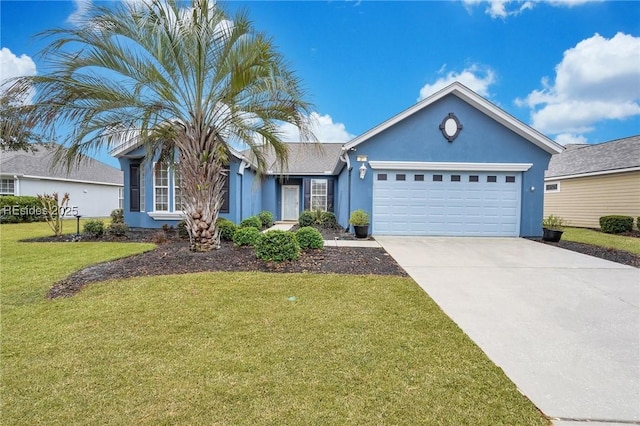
1, 0, 639, 168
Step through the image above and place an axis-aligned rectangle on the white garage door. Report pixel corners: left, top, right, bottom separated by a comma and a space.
373, 170, 521, 236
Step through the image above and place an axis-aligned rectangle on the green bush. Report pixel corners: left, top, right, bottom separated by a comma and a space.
599, 215, 633, 234
239, 216, 262, 230
216, 217, 237, 241
107, 222, 129, 236
637, 217, 640, 231
83, 219, 105, 237
296, 226, 324, 249
233, 226, 261, 247
349, 209, 369, 226
542, 214, 565, 229
0, 196, 46, 223
177, 220, 190, 239
110, 208, 124, 224
298, 210, 314, 227
257, 210, 274, 229
320, 211, 338, 229
255, 230, 300, 262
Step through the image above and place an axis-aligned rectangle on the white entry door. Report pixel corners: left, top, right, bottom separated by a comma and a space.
282, 185, 300, 221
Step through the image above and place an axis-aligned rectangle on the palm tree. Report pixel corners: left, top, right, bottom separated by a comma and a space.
12, 0, 314, 251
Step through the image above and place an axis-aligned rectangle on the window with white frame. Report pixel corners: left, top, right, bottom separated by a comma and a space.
310, 179, 328, 211
154, 162, 169, 211
545, 182, 560, 193
174, 169, 185, 211
118, 187, 124, 209
140, 166, 146, 211
0, 179, 15, 196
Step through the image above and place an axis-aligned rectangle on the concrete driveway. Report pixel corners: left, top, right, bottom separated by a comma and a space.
376, 236, 640, 426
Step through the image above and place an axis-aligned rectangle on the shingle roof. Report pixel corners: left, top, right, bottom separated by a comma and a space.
244, 143, 344, 175
0, 144, 123, 185
546, 135, 640, 179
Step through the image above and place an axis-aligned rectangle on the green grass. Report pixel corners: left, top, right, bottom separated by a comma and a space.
1, 222, 549, 425
562, 227, 640, 255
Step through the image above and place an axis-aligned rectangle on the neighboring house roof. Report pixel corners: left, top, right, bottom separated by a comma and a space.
0, 144, 123, 185
344, 81, 564, 155
245, 143, 344, 175
545, 134, 640, 179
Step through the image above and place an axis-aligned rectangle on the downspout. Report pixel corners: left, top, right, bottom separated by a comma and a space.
238, 160, 249, 222
339, 148, 352, 231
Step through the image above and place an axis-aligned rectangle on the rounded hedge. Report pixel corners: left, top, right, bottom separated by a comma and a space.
320, 211, 338, 229
233, 226, 261, 247
0, 196, 46, 223
296, 226, 324, 249
107, 222, 129, 236
110, 208, 124, 224
599, 215, 633, 234
257, 210, 274, 229
298, 210, 314, 227
240, 216, 262, 230
177, 220, 190, 239
216, 218, 237, 241
83, 219, 105, 237
255, 230, 300, 262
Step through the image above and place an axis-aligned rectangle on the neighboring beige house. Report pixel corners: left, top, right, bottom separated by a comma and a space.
0, 144, 123, 218
544, 135, 640, 228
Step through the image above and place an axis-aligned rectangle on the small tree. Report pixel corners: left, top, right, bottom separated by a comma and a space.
37, 192, 70, 236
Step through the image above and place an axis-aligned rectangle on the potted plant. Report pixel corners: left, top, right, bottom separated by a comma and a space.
349, 209, 370, 239
542, 214, 565, 242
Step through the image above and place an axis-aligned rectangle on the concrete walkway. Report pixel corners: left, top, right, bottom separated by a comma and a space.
376, 236, 640, 426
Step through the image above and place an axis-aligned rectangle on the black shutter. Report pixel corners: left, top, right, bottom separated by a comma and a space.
327, 179, 334, 213
129, 163, 140, 212
221, 173, 230, 213
303, 178, 310, 211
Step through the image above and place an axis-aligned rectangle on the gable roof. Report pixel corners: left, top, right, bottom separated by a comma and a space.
546, 134, 640, 179
0, 144, 123, 185
344, 81, 564, 155
244, 143, 344, 175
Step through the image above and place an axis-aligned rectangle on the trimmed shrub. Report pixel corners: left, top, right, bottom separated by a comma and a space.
177, 220, 190, 239
110, 208, 124, 224
257, 210, 274, 229
239, 216, 262, 230
216, 218, 237, 241
83, 219, 105, 237
233, 226, 261, 247
298, 210, 314, 227
599, 215, 633, 234
296, 226, 324, 249
107, 222, 129, 236
320, 211, 339, 229
0, 196, 46, 223
637, 217, 640, 231
255, 230, 300, 262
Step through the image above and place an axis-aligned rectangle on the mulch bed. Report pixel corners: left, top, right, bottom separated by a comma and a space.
28, 226, 638, 299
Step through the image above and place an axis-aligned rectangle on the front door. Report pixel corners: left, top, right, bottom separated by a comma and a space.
282, 185, 300, 221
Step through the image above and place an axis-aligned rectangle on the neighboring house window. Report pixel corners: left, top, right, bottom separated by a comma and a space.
310, 179, 328, 211
0, 179, 15, 196
545, 182, 560, 193
174, 169, 185, 212
118, 187, 124, 209
154, 162, 169, 211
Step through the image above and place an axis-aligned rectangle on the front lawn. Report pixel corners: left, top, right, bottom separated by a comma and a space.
562, 227, 640, 255
1, 223, 549, 425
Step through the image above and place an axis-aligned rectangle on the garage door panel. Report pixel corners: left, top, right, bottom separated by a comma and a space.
373, 170, 521, 236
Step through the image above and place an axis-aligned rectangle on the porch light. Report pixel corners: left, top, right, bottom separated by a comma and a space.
359, 162, 367, 179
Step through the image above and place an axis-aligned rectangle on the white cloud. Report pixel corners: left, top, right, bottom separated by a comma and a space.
67, 0, 92, 25
463, 0, 597, 19
517, 32, 640, 139
418, 65, 496, 101
554, 133, 588, 145
0, 47, 36, 84
278, 112, 354, 143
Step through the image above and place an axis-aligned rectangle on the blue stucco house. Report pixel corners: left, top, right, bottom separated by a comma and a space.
112, 82, 563, 237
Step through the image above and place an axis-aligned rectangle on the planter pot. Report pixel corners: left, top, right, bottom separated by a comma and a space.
542, 228, 564, 242
353, 225, 369, 239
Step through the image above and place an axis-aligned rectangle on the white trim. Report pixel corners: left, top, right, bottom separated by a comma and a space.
2, 174, 122, 187
310, 178, 328, 211
368, 161, 533, 172
147, 211, 186, 220
545, 166, 640, 181
343, 82, 563, 155
544, 181, 561, 193
153, 161, 169, 212
281, 185, 299, 221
